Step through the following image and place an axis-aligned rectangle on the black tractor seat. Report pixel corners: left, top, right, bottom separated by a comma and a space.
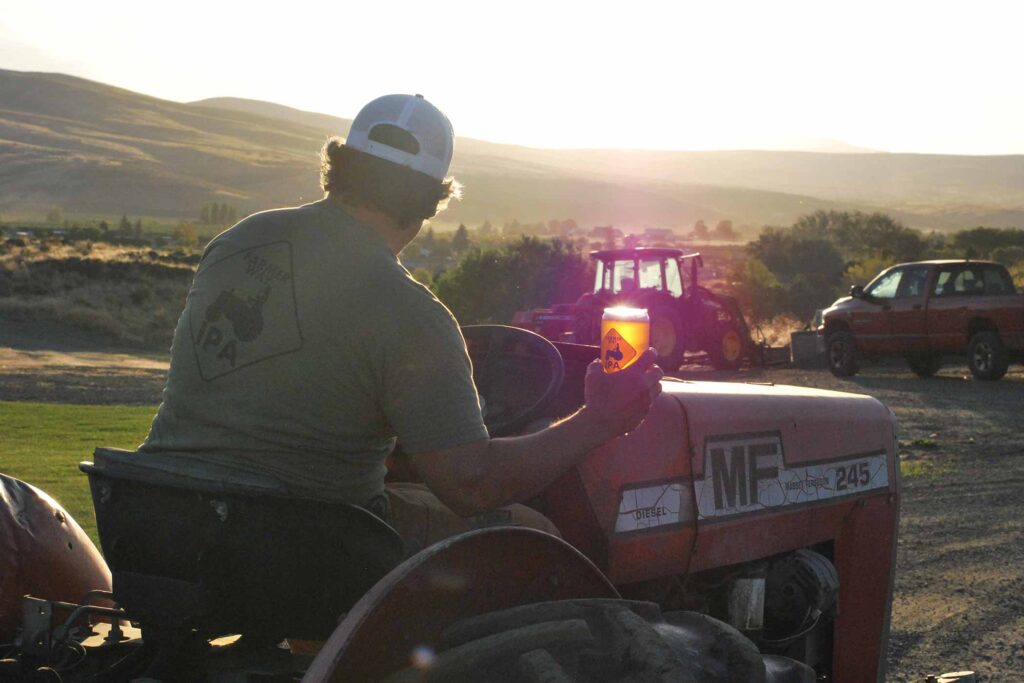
81, 448, 404, 675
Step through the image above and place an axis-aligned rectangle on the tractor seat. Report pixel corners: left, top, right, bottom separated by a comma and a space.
81, 448, 404, 644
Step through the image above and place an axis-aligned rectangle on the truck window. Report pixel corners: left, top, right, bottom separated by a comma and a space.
933, 267, 957, 296
982, 266, 1015, 294
895, 266, 930, 298
951, 267, 985, 295
865, 269, 902, 299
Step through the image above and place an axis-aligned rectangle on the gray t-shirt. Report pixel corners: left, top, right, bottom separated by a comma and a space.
140, 199, 488, 505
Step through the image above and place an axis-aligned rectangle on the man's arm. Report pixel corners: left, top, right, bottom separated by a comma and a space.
408, 350, 663, 517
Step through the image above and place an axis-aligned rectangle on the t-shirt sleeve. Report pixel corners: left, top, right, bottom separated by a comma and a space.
375, 276, 489, 454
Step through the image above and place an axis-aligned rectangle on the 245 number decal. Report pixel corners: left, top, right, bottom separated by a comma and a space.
834, 461, 871, 491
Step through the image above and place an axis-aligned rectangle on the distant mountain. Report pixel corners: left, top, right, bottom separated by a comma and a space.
191, 97, 352, 137
2, 69, 1023, 231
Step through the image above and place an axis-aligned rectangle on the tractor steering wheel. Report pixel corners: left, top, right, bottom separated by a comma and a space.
462, 325, 565, 437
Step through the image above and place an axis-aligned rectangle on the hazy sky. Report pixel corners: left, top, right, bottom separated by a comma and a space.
2, 0, 1023, 154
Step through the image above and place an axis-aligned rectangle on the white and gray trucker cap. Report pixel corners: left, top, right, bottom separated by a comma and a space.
344, 94, 454, 180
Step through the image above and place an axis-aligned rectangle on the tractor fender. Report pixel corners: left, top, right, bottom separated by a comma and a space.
0, 474, 112, 641
302, 527, 618, 683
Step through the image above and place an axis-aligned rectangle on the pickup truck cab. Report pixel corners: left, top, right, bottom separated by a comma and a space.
820, 260, 1024, 380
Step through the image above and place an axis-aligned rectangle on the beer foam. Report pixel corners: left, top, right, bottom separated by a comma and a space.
602, 306, 649, 322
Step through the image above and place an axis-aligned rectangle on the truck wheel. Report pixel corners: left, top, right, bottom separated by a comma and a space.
967, 331, 1008, 381
905, 352, 942, 378
710, 324, 744, 371
383, 599, 786, 683
825, 330, 858, 377
649, 305, 685, 371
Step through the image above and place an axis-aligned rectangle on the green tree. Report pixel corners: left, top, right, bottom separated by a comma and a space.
173, 222, 199, 247
118, 214, 132, 235
791, 210, 924, 261
748, 227, 847, 319
45, 206, 63, 225
133, 219, 143, 238
991, 245, 1024, 267
693, 220, 709, 240
713, 220, 735, 241
411, 267, 434, 288
200, 204, 211, 224
952, 227, 1024, 256
729, 258, 783, 320
434, 237, 593, 324
452, 224, 470, 253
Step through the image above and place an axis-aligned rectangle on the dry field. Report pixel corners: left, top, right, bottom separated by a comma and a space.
1, 318, 1022, 681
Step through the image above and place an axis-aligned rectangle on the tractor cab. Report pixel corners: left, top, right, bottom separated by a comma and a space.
571, 247, 754, 370
591, 247, 702, 299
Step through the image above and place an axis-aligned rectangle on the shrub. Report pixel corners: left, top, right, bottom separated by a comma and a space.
990, 245, 1024, 267
434, 237, 592, 324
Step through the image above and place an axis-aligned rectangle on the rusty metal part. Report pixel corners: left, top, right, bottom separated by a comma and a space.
301, 527, 618, 683
0, 474, 112, 642
20, 595, 125, 658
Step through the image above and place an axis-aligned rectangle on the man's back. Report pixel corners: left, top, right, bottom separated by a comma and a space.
141, 199, 487, 506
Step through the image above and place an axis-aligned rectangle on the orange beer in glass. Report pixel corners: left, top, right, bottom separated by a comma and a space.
601, 307, 650, 373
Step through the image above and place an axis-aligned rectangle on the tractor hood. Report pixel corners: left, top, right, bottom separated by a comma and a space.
543, 379, 898, 585
823, 295, 880, 319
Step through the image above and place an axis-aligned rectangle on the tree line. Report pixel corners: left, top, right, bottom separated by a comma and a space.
731, 211, 1024, 320
417, 211, 1024, 327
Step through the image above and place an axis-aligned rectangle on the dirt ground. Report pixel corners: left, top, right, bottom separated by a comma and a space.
2, 318, 1022, 682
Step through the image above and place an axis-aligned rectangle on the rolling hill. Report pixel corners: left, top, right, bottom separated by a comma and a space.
2, 68, 1023, 231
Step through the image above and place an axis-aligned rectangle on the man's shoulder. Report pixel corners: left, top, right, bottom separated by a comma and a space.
201, 201, 333, 258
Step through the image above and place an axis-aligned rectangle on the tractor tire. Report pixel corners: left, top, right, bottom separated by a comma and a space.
825, 330, 859, 377
905, 352, 942, 378
967, 331, 1009, 381
709, 323, 745, 371
383, 599, 812, 683
648, 305, 685, 371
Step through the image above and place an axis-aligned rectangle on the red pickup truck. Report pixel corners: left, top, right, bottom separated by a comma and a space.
820, 260, 1024, 380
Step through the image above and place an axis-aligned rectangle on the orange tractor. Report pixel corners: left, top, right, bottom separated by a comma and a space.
1, 327, 898, 682
513, 248, 759, 371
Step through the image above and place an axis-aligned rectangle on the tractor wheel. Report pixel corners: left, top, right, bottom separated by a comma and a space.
905, 352, 942, 378
825, 330, 859, 377
709, 324, 745, 371
381, 599, 804, 683
648, 305, 685, 371
967, 331, 1009, 381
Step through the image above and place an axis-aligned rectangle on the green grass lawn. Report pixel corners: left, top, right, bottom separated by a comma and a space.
0, 401, 157, 545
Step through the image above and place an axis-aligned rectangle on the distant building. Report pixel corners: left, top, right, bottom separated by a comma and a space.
642, 228, 674, 242
589, 225, 623, 242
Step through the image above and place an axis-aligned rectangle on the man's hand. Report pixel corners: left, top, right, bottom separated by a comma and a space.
407, 348, 664, 517
582, 348, 664, 440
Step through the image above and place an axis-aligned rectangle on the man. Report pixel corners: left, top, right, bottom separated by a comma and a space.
140, 94, 662, 549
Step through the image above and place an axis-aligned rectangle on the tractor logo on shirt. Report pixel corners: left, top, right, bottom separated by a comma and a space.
189, 241, 303, 380
205, 287, 271, 342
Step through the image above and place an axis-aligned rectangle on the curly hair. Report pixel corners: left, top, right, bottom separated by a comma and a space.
319, 137, 460, 228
